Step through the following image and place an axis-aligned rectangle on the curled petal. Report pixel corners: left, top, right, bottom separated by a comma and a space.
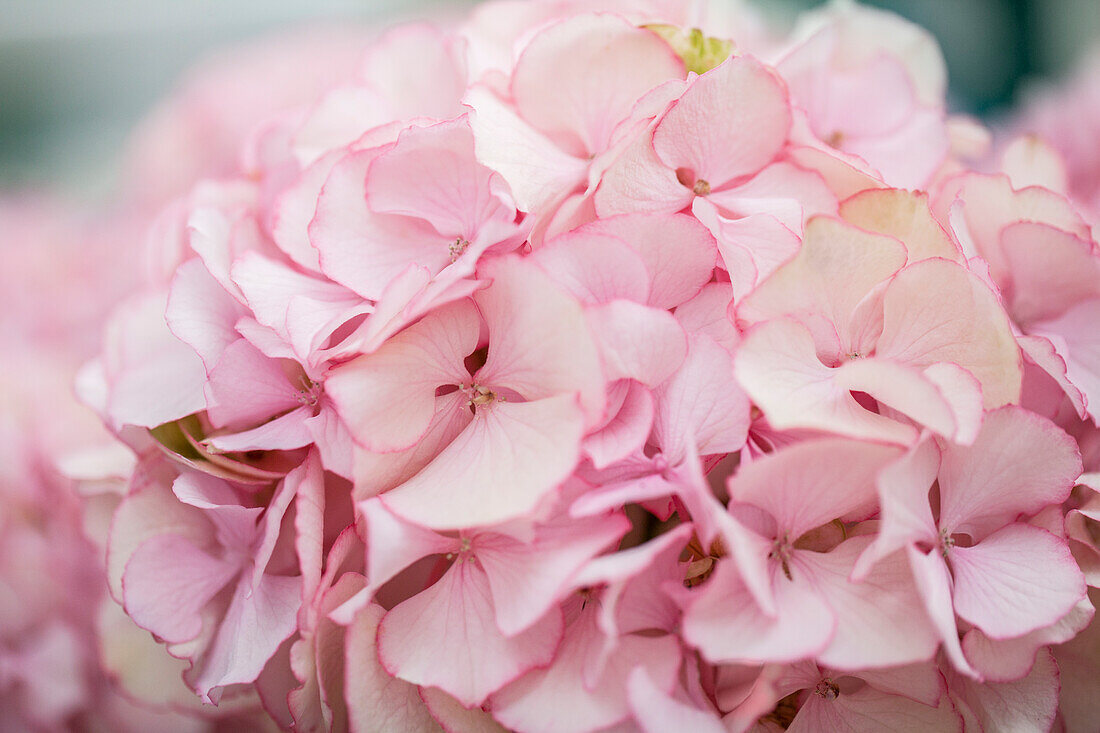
949, 523, 1086, 640
511, 14, 684, 157
381, 395, 585, 530
326, 300, 479, 452
378, 561, 562, 707
652, 55, 791, 189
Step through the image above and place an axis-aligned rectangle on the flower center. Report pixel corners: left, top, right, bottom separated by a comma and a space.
579, 586, 601, 611
939, 527, 956, 558
814, 678, 840, 700
461, 383, 498, 411
643, 25, 734, 76
769, 534, 794, 581
674, 167, 711, 196
449, 237, 470, 262
296, 377, 323, 407
445, 536, 475, 562
684, 534, 726, 587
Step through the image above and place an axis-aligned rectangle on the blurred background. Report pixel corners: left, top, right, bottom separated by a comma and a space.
0, 0, 1097, 193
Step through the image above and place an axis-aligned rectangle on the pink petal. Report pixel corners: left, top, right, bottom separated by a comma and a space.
350, 390, 473, 501
719, 665, 791, 730
652, 55, 790, 189
906, 545, 978, 678
165, 258, 247, 371
738, 216, 907, 353
593, 125, 692, 216
568, 473, 678, 520
921, 362, 985, 445
573, 524, 695, 591
588, 300, 687, 386
532, 230, 651, 305
326, 299, 479, 452
734, 319, 922, 445
171, 472, 262, 551
490, 604, 682, 733
306, 402, 356, 480
205, 338, 301, 429
781, 33, 917, 138
1050, 591, 1100, 732
311, 146, 448, 300
876, 257, 1022, 408
653, 333, 750, 462
184, 193, 257, 303
729, 437, 901, 543
477, 512, 629, 636
999, 135, 1068, 194
271, 149, 341, 272
420, 686, 509, 732
344, 603, 439, 733
672, 282, 739, 352
809, 537, 939, 670
511, 14, 683, 157
841, 106, 949, 189
234, 317, 297, 361
1031, 297, 1100, 423
572, 525, 694, 675
838, 188, 963, 263
583, 381, 654, 469
464, 84, 589, 215
476, 255, 606, 425
104, 291, 208, 429
378, 560, 562, 707
704, 160, 838, 233
322, 262, 478, 360
358, 497, 461, 600
381, 395, 585, 530
938, 406, 1081, 539
122, 534, 238, 644
787, 139, 885, 200
1018, 333, 1088, 419
949, 523, 1085, 639
949, 173, 1090, 281
947, 648, 1059, 732
832, 357, 976, 443
291, 85, 389, 167
852, 438, 940, 581
856, 663, 944, 706
583, 212, 717, 309
677, 450, 745, 560
682, 559, 835, 664
359, 23, 466, 120
288, 572, 364, 731
106, 468, 213, 600
962, 596, 1093, 682
192, 572, 302, 702
790, 684, 961, 733
250, 453, 313, 590
693, 204, 799, 301
230, 250, 367, 362
294, 451, 326, 603
366, 118, 514, 239
1000, 221, 1100, 326
628, 667, 725, 733
206, 406, 314, 453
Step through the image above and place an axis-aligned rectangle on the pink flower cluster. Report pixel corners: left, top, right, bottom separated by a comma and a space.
78, 1, 1100, 731
0, 27, 375, 731
1008, 46, 1100, 230
0, 197, 282, 730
